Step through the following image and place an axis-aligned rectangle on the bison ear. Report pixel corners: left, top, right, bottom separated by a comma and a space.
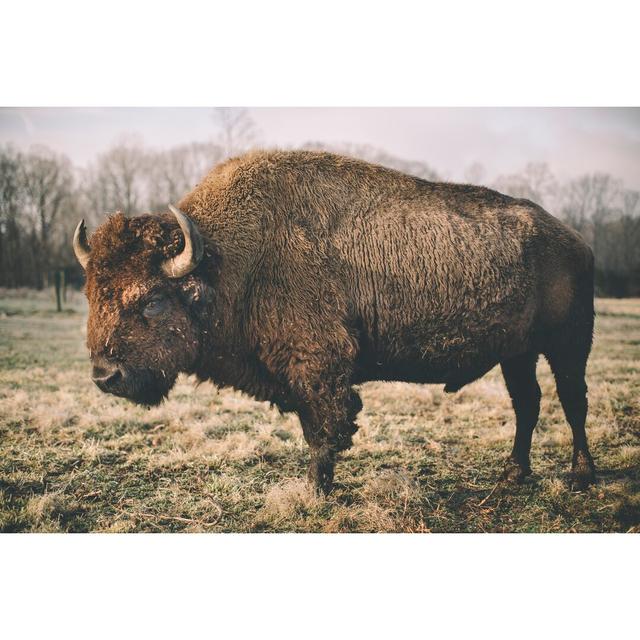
179, 276, 209, 308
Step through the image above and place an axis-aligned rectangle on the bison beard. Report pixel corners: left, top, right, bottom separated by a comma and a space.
75, 150, 598, 496
94, 364, 175, 407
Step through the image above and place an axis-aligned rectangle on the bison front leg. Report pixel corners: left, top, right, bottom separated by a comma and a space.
307, 446, 336, 495
298, 389, 362, 495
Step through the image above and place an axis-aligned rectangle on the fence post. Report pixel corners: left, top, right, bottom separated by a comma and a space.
54, 270, 62, 312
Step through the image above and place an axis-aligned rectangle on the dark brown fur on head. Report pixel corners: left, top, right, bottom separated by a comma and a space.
84, 213, 216, 406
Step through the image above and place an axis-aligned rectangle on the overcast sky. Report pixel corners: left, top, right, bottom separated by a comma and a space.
1, 107, 638, 188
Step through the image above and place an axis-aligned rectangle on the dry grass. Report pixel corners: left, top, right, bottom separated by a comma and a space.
1, 289, 638, 532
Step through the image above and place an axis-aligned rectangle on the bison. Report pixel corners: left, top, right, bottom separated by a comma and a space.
73, 150, 596, 494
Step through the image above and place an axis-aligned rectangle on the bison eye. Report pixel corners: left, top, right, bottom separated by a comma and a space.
143, 294, 168, 319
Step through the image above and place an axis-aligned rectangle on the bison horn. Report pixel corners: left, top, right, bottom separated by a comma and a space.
73, 219, 91, 270
162, 205, 204, 278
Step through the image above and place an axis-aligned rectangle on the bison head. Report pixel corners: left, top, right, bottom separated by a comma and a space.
74, 206, 214, 406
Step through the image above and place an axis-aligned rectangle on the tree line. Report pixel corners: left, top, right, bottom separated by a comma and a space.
1, 119, 638, 296
489, 163, 640, 296
0, 140, 230, 289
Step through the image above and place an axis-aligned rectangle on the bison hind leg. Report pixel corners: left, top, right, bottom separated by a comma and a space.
544, 344, 596, 490
542, 283, 596, 490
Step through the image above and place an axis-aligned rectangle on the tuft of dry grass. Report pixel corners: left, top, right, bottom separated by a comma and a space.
0, 289, 639, 532
24, 492, 80, 532
262, 479, 323, 520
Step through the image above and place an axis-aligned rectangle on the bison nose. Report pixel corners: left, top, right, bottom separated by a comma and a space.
92, 360, 123, 392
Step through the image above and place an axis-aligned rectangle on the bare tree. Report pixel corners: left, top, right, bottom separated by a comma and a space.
0, 145, 76, 288
21, 146, 73, 287
0, 146, 27, 287
605, 188, 640, 294
493, 162, 557, 208
145, 142, 225, 211
212, 108, 259, 157
523, 163, 558, 205
85, 138, 147, 217
559, 173, 621, 238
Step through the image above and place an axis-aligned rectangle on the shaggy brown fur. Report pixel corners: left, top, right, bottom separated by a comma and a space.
80, 150, 597, 493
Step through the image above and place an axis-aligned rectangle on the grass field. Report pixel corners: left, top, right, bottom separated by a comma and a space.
1, 288, 638, 533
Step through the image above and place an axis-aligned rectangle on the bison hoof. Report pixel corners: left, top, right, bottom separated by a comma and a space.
570, 451, 596, 491
501, 458, 531, 484
307, 452, 335, 495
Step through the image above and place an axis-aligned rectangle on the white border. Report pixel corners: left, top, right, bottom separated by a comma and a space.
1, 534, 638, 639
2, 1, 639, 106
